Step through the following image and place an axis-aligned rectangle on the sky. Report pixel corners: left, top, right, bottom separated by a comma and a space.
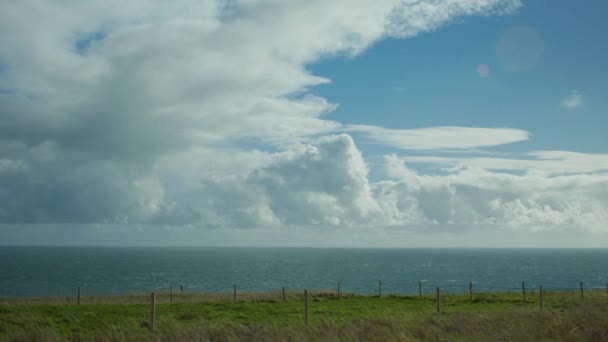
1, 0, 607, 247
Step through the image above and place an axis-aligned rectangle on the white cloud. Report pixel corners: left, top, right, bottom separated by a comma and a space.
561, 90, 583, 109
400, 150, 608, 175
2, 131, 608, 240
377, 155, 608, 233
152, 136, 608, 234
0, 0, 522, 228
3, 0, 607, 244
387, 0, 521, 38
181, 140, 608, 234
2, 1, 602, 245
347, 125, 530, 150
151, 134, 381, 228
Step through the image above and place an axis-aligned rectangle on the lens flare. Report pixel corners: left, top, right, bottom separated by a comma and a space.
477, 64, 490, 78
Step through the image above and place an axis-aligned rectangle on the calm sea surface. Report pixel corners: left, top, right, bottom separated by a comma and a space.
0, 247, 607, 298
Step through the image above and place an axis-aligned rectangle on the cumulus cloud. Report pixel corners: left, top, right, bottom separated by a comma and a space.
561, 90, 583, 109
166, 140, 608, 233
0, 0, 523, 228
10, 1, 605, 241
384, 155, 608, 232
174, 135, 381, 228
0, 141, 164, 223
2, 129, 608, 238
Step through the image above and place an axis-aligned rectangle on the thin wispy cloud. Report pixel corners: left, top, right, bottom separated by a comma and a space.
400, 150, 608, 175
346, 125, 530, 150
561, 90, 584, 109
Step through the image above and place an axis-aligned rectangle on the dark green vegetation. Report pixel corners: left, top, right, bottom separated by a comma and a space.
1, 290, 607, 341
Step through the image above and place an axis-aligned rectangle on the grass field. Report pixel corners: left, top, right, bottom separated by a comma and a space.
1, 290, 607, 341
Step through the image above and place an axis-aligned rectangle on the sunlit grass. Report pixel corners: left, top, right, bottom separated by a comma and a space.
1, 290, 607, 341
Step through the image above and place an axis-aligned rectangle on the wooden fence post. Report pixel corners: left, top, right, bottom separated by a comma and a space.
282, 286, 286, 301
77, 287, 80, 306
150, 292, 156, 335
170, 284, 173, 304
304, 289, 309, 326
419, 281, 422, 299
233, 284, 237, 302
337, 282, 340, 299
378, 280, 382, 297
539, 286, 543, 310
522, 282, 526, 302
580, 281, 584, 302
436, 288, 441, 316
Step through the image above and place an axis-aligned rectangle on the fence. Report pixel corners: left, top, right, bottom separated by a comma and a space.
5, 278, 608, 299
3, 279, 608, 335
3, 280, 608, 304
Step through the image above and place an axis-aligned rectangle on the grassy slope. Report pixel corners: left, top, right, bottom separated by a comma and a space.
1, 291, 607, 341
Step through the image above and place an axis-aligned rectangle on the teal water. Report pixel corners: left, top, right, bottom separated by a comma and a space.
0, 247, 607, 297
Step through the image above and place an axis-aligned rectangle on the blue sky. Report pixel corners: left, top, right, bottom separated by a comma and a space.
312, 0, 607, 161
1, 0, 607, 247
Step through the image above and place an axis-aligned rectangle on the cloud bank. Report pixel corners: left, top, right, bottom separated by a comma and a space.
3, 0, 607, 242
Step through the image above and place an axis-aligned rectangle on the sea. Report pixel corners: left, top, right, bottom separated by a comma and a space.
0, 247, 607, 298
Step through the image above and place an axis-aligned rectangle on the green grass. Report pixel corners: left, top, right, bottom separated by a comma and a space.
1, 290, 607, 341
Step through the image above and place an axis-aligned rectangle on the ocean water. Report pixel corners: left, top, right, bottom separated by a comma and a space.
0, 247, 607, 298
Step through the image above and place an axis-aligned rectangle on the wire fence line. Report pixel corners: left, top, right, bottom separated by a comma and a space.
144, 282, 608, 334
3, 279, 608, 335
7, 272, 608, 293
2, 279, 608, 301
